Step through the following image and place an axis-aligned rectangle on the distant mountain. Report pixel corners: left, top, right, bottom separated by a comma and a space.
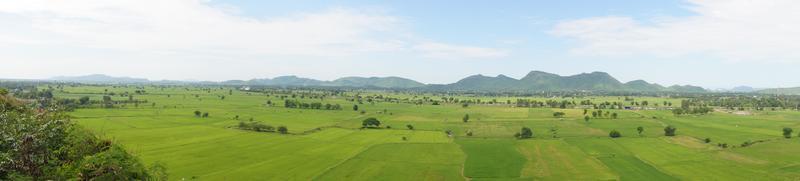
223, 76, 424, 89
624, 80, 665, 92
666, 85, 706, 93
731, 86, 757, 92
439, 71, 703, 92
757, 87, 800, 95
51, 74, 148, 83
332, 76, 424, 88
46, 71, 709, 92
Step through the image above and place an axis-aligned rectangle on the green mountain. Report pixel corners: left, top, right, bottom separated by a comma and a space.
51, 74, 149, 83
624, 80, 666, 91
228, 76, 424, 89
441, 71, 705, 92
50, 71, 707, 92
332, 76, 425, 88
757, 87, 800, 95
667, 85, 706, 92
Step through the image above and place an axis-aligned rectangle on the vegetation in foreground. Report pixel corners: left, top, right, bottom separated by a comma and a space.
3, 82, 800, 180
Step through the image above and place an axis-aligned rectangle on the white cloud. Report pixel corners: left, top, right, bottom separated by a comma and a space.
551, 0, 800, 62
0, 0, 506, 58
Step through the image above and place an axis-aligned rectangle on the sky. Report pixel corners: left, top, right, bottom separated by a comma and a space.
1, 0, 799, 89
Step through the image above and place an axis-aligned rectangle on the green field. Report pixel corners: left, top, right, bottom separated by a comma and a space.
52, 85, 800, 180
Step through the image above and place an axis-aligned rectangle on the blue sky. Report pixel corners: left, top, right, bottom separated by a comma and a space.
1, 0, 799, 88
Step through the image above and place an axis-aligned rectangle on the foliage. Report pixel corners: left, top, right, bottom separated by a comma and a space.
361, 118, 381, 128
664, 126, 677, 136
516, 127, 533, 139
783, 127, 793, 138
0, 94, 164, 180
609, 130, 622, 138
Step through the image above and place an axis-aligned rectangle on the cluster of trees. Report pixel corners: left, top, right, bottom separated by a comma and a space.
685, 94, 800, 111
552, 112, 566, 118
585, 109, 618, 119
193, 110, 209, 118
0, 90, 166, 180
671, 106, 713, 115
284, 100, 342, 110
237, 121, 288, 134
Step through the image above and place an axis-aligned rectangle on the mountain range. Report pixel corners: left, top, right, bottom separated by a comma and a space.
44, 71, 710, 93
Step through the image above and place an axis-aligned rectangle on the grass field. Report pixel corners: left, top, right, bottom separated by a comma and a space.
50, 85, 800, 180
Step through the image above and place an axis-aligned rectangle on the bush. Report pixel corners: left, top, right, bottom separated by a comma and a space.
277, 126, 288, 134
609, 130, 622, 138
516, 127, 533, 139
783, 127, 793, 138
664, 125, 677, 136
362, 118, 381, 128
704, 138, 712, 143
406, 124, 414, 130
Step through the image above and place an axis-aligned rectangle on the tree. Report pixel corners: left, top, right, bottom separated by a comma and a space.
611, 112, 618, 119
202, 112, 209, 118
463, 114, 470, 123
0, 88, 7, 95
609, 130, 622, 138
553, 112, 565, 118
406, 124, 414, 130
194, 110, 201, 117
783, 127, 793, 138
637, 126, 644, 136
277, 126, 288, 134
704, 138, 712, 143
462, 103, 469, 108
583, 109, 588, 115
584, 116, 590, 123
79, 96, 91, 105
353, 104, 359, 111
517, 127, 533, 139
664, 125, 677, 136
362, 117, 381, 128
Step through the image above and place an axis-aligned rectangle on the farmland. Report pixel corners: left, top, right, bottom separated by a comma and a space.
50, 85, 800, 180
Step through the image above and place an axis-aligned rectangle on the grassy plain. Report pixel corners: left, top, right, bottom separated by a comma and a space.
50, 85, 800, 180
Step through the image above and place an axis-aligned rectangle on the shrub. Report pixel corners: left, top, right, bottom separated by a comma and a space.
517, 127, 533, 139
609, 130, 622, 138
277, 126, 288, 134
783, 127, 793, 138
664, 125, 677, 136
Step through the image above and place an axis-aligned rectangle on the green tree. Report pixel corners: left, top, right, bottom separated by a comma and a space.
362, 117, 381, 128
664, 125, 677, 136
704, 138, 712, 143
406, 124, 414, 130
517, 127, 533, 139
79, 96, 91, 105
353, 104, 358, 111
609, 130, 622, 138
584, 116, 590, 123
277, 126, 288, 134
611, 112, 618, 119
553, 112, 565, 118
637, 126, 644, 136
463, 114, 470, 123
194, 110, 201, 117
783, 127, 793, 138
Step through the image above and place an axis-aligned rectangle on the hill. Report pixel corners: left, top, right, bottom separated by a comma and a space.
757, 87, 800, 95
51, 74, 149, 83
46, 71, 707, 92
438, 71, 704, 92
